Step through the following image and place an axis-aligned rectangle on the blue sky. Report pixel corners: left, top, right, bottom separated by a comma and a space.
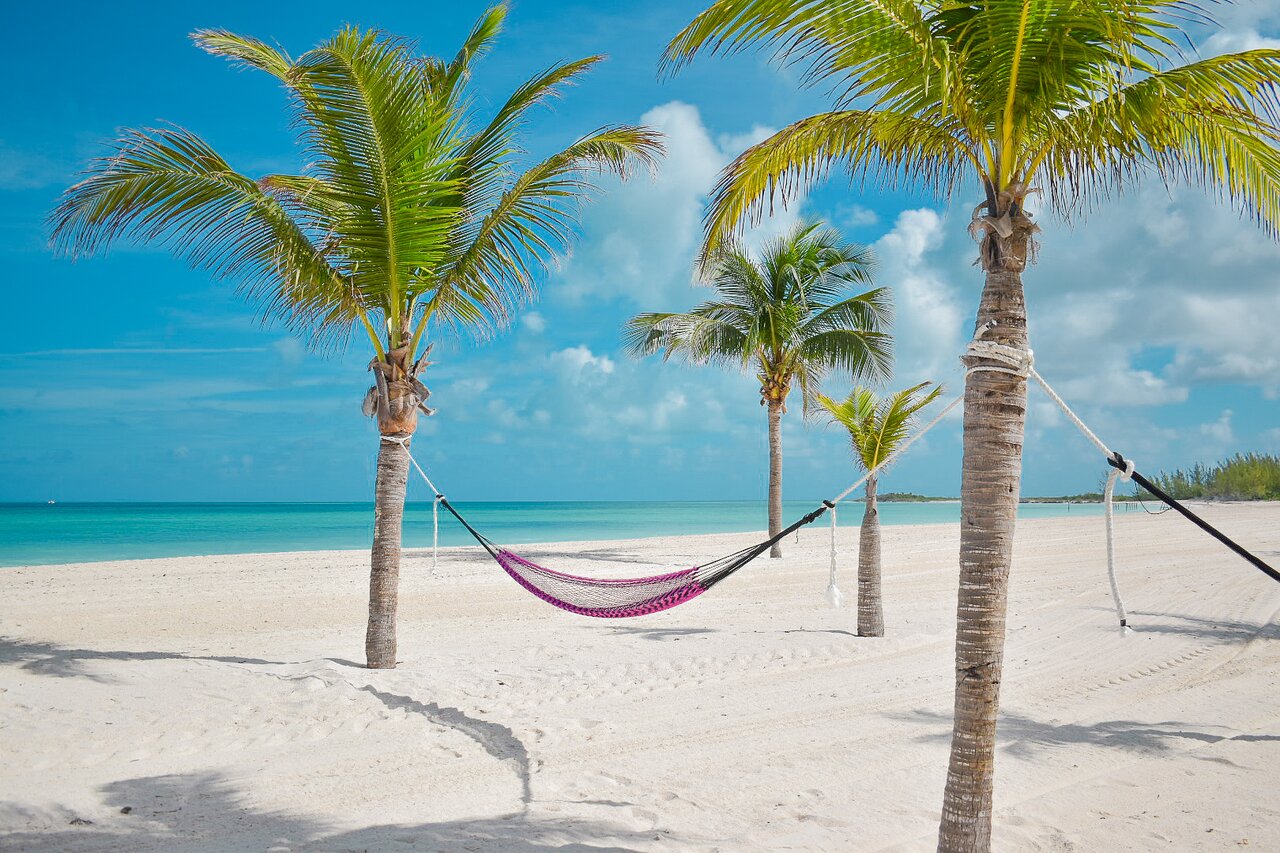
2, 0, 1279, 503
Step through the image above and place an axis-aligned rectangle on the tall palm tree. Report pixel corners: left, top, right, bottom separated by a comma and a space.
661, 1, 1280, 848
49, 7, 663, 670
625, 222, 892, 558
817, 381, 942, 637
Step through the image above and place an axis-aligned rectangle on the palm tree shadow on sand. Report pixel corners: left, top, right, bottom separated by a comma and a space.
0, 770, 667, 852
899, 708, 1279, 761
0, 636, 292, 682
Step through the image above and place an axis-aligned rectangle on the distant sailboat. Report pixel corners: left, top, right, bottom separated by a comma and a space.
47, 499, 56, 505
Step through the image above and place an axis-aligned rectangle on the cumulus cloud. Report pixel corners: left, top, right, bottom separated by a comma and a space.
550, 345, 616, 385
555, 101, 805, 308
521, 312, 547, 334
869, 208, 966, 386
1201, 409, 1235, 444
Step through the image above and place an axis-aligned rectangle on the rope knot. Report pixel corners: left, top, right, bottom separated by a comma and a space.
963, 339, 1034, 378
1110, 452, 1136, 482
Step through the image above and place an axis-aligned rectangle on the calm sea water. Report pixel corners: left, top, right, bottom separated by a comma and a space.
0, 500, 1104, 567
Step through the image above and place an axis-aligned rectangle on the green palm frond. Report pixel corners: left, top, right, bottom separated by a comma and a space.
819, 381, 943, 471
48, 125, 357, 341
668, 0, 1280, 254
426, 124, 664, 343
626, 221, 890, 408
703, 111, 980, 255
54, 6, 663, 373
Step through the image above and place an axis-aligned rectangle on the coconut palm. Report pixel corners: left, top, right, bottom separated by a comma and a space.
49, 6, 663, 670
625, 222, 891, 558
817, 381, 942, 636
662, 2, 1280, 848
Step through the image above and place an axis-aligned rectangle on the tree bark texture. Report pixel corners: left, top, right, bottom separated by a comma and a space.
767, 399, 784, 558
857, 474, 883, 637
366, 432, 411, 669
936, 265, 1029, 852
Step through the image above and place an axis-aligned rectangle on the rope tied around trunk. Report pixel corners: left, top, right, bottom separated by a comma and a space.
381, 434, 444, 572
959, 323, 1278, 629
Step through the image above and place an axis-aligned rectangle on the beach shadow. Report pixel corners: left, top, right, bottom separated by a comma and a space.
1124, 611, 1280, 644
0, 636, 291, 682
360, 686, 534, 808
0, 770, 663, 852
606, 627, 716, 641
899, 708, 1279, 758
781, 628, 860, 638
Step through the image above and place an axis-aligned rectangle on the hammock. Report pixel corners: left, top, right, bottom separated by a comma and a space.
439, 496, 830, 618
389, 391, 960, 619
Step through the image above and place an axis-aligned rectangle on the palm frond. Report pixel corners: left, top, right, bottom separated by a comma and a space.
819, 381, 942, 471
48, 125, 358, 340
703, 110, 980, 256
430, 124, 664, 340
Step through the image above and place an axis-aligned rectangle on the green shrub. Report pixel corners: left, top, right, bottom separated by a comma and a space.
1139, 453, 1280, 501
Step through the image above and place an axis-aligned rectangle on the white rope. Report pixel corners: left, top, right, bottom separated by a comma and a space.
1103, 467, 1132, 633
960, 325, 1137, 632
432, 495, 440, 575
826, 504, 843, 608
382, 434, 444, 572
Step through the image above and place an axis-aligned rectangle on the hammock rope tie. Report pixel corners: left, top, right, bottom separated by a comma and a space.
381, 434, 445, 573
962, 325, 1280, 631
826, 502, 843, 609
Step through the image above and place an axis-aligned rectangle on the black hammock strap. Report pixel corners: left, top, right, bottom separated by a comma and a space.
1109, 452, 1280, 585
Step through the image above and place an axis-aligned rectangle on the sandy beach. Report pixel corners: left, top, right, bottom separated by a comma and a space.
2, 504, 1278, 851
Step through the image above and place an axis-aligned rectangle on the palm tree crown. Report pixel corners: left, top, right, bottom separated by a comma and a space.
818, 381, 944, 471
624, 222, 892, 410
665, 0, 1280, 264
51, 6, 663, 417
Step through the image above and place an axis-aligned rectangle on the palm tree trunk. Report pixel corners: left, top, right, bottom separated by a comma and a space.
858, 474, 883, 637
767, 399, 784, 558
937, 265, 1029, 852
366, 432, 411, 669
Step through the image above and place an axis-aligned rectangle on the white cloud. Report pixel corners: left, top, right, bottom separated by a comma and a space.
555, 101, 805, 308
550, 345, 615, 385
839, 203, 881, 228
1201, 409, 1235, 444
870, 208, 965, 385
1202, 28, 1280, 56
521, 312, 547, 334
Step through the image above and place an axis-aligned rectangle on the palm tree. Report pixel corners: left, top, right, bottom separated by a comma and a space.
49, 6, 663, 670
817, 382, 942, 636
661, 2, 1280, 848
625, 222, 891, 558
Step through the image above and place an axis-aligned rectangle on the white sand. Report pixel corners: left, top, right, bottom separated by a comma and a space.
2, 504, 1278, 851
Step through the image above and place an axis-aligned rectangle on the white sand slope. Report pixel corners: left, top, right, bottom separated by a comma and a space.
2, 504, 1278, 851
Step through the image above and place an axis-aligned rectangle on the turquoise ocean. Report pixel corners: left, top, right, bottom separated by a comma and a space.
0, 500, 1104, 567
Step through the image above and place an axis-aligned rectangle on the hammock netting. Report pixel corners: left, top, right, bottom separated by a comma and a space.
440, 498, 829, 618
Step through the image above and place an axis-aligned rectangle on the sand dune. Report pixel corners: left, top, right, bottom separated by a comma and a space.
2, 503, 1278, 851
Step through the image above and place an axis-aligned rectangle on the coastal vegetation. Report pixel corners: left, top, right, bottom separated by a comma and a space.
818, 382, 942, 636
624, 222, 891, 558
662, 1, 1280, 848
1141, 453, 1280, 502
49, 6, 662, 669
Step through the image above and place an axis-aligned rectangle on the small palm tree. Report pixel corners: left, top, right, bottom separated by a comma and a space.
817, 382, 942, 637
49, 6, 662, 669
663, 2, 1280, 846
625, 222, 892, 557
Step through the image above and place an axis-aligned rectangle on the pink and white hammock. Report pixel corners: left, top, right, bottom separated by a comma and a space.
441, 497, 829, 618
